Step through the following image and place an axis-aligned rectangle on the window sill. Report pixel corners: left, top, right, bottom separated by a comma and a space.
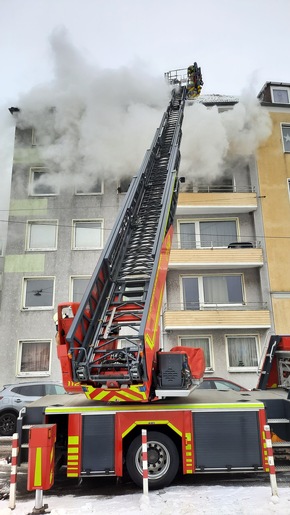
21, 307, 54, 311
228, 367, 257, 373
17, 372, 50, 377
26, 249, 57, 252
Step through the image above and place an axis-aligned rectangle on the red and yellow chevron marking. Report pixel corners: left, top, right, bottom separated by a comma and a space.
84, 384, 148, 402
27, 424, 56, 491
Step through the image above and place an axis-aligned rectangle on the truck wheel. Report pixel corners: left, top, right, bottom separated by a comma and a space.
0, 412, 17, 436
126, 431, 179, 489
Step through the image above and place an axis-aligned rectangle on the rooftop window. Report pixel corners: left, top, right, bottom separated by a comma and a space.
271, 86, 290, 104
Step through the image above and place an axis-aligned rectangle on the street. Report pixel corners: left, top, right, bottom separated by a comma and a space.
1, 435, 290, 504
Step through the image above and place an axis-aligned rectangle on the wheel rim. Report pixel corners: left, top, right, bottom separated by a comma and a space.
0, 414, 16, 435
135, 440, 170, 481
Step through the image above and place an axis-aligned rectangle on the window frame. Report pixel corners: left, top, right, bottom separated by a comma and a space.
287, 179, 290, 200
26, 220, 58, 251
271, 86, 290, 104
72, 219, 103, 250
281, 124, 290, 153
31, 128, 37, 146
225, 334, 259, 372
21, 276, 55, 311
180, 273, 245, 309
29, 167, 59, 197
179, 335, 214, 372
75, 180, 104, 195
117, 177, 132, 194
69, 275, 91, 302
177, 218, 239, 249
16, 339, 52, 377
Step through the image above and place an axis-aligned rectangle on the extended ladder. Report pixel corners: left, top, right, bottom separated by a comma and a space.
58, 86, 187, 400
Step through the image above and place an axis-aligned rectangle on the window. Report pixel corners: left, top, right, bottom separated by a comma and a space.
188, 174, 234, 193
75, 179, 103, 195
44, 384, 66, 395
117, 177, 131, 193
72, 220, 103, 249
226, 335, 259, 371
179, 220, 237, 249
180, 336, 213, 370
282, 125, 290, 153
17, 340, 51, 376
218, 106, 234, 113
31, 128, 38, 146
30, 168, 59, 196
71, 276, 90, 302
26, 221, 58, 251
182, 274, 244, 309
271, 87, 290, 104
15, 128, 33, 146
12, 384, 45, 396
0, 239, 3, 256
22, 277, 54, 309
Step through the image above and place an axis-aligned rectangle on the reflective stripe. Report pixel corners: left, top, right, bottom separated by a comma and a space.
68, 436, 79, 445
34, 448, 42, 487
46, 402, 263, 414
122, 420, 182, 438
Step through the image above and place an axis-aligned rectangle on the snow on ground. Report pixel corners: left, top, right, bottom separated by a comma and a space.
1, 484, 290, 515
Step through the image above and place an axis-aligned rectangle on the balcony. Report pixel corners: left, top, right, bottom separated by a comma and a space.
163, 303, 271, 330
176, 190, 258, 215
169, 245, 263, 270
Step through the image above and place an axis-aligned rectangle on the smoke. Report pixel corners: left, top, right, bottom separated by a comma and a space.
0, 107, 15, 247
12, 27, 273, 194
180, 89, 272, 184
14, 27, 170, 190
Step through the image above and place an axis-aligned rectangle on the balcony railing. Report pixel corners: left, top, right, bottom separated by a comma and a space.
184, 185, 256, 193
163, 301, 268, 312
170, 240, 261, 250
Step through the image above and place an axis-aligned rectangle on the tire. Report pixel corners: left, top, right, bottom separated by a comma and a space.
0, 412, 17, 436
125, 431, 179, 489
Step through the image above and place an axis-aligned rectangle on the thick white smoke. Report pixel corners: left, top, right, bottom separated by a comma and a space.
14, 27, 171, 189
180, 88, 272, 183
0, 108, 15, 246
12, 27, 272, 193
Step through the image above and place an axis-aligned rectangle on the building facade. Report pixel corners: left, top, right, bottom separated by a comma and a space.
0, 83, 289, 389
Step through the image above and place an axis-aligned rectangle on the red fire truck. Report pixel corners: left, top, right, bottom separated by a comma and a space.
17, 66, 290, 491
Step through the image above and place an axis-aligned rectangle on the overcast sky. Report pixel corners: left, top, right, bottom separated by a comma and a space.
0, 0, 289, 104
0, 0, 289, 239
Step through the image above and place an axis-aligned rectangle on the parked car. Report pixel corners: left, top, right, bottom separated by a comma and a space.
197, 377, 248, 391
0, 381, 67, 436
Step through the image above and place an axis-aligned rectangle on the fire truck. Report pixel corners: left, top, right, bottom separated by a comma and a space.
17, 65, 290, 491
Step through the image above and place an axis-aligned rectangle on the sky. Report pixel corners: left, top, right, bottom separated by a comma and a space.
0, 0, 289, 104
0, 0, 289, 245
1, 481, 290, 514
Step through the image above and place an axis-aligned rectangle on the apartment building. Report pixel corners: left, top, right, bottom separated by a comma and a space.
256, 82, 290, 333
0, 83, 288, 389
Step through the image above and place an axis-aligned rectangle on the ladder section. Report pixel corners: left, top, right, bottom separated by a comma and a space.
62, 87, 187, 392
257, 335, 290, 390
257, 335, 281, 389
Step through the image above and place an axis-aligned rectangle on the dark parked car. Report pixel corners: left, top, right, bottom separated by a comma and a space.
197, 377, 248, 391
0, 381, 66, 436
